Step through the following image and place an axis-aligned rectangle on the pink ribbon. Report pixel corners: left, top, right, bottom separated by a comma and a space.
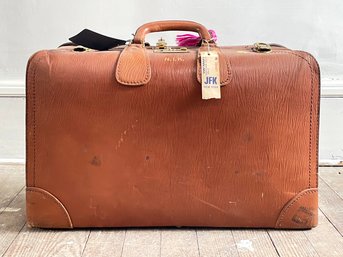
176, 30, 217, 46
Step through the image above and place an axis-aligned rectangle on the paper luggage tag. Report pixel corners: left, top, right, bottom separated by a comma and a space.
200, 51, 221, 100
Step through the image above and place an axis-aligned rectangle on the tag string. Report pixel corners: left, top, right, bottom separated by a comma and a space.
203, 39, 211, 55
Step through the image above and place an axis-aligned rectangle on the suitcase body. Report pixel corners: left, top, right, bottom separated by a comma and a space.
26, 21, 320, 229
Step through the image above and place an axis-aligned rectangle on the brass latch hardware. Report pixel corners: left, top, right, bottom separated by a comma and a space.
153, 37, 188, 53
73, 46, 95, 52
154, 47, 188, 53
252, 42, 272, 53
156, 38, 167, 49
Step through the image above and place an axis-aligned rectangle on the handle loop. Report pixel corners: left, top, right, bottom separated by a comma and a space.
132, 20, 214, 45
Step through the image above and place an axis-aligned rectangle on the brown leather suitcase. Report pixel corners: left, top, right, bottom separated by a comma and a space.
26, 20, 320, 229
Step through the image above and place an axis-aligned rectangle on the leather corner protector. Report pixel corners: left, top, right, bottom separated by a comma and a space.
196, 47, 232, 87
26, 187, 73, 228
115, 44, 151, 86
275, 188, 318, 229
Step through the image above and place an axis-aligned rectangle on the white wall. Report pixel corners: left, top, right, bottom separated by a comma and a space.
1, 0, 343, 82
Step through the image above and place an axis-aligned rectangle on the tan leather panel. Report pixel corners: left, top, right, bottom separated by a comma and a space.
115, 44, 151, 86
26, 42, 320, 228
276, 188, 318, 228
26, 187, 73, 228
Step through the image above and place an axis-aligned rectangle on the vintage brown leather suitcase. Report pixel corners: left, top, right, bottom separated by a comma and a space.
26, 20, 320, 229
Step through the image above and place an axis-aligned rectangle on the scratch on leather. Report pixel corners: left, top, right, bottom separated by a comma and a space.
115, 120, 139, 150
193, 196, 229, 214
115, 131, 126, 150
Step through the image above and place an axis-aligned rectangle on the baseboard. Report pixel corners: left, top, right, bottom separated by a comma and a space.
0, 79, 343, 97
321, 79, 343, 98
0, 159, 25, 165
318, 159, 343, 166
0, 80, 25, 96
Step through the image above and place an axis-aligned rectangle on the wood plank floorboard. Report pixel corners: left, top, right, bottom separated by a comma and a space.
0, 165, 342, 257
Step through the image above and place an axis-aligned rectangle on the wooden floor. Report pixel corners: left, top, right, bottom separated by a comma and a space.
0, 166, 343, 257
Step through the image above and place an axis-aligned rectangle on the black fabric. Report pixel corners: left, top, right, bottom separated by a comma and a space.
69, 29, 127, 51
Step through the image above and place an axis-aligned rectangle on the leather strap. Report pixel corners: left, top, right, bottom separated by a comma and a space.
115, 44, 151, 86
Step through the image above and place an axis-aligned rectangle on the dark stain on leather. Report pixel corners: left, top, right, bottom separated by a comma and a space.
90, 156, 101, 166
243, 132, 253, 142
292, 206, 314, 225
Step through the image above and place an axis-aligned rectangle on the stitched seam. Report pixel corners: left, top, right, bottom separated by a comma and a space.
276, 189, 317, 226
30, 55, 47, 187
315, 60, 321, 188
26, 59, 33, 186
272, 50, 316, 189
299, 51, 321, 189
27, 188, 73, 228
32, 63, 37, 187
116, 46, 151, 85
217, 47, 233, 85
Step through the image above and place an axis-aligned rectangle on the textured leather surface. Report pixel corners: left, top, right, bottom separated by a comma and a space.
26, 22, 320, 229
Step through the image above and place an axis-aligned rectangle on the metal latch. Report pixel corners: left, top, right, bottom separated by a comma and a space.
252, 42, 272, 53
73, 46, 93, 52
156, 38, 167, 49
153, 37, 188, 53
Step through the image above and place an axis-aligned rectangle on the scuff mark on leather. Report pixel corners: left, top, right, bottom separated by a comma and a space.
132, 185, 143, 196
115, 132, 125, 150
193, 196, 229, 214
89, 198, 98, 215
291, 206, 314, 226
115, 120, 139, 150
46, 52, 53, 79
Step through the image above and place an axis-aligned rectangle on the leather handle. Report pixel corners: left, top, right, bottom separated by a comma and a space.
132, 20, 213, 44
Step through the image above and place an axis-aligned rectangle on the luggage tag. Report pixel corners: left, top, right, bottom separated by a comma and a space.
200, 49, 221, 100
